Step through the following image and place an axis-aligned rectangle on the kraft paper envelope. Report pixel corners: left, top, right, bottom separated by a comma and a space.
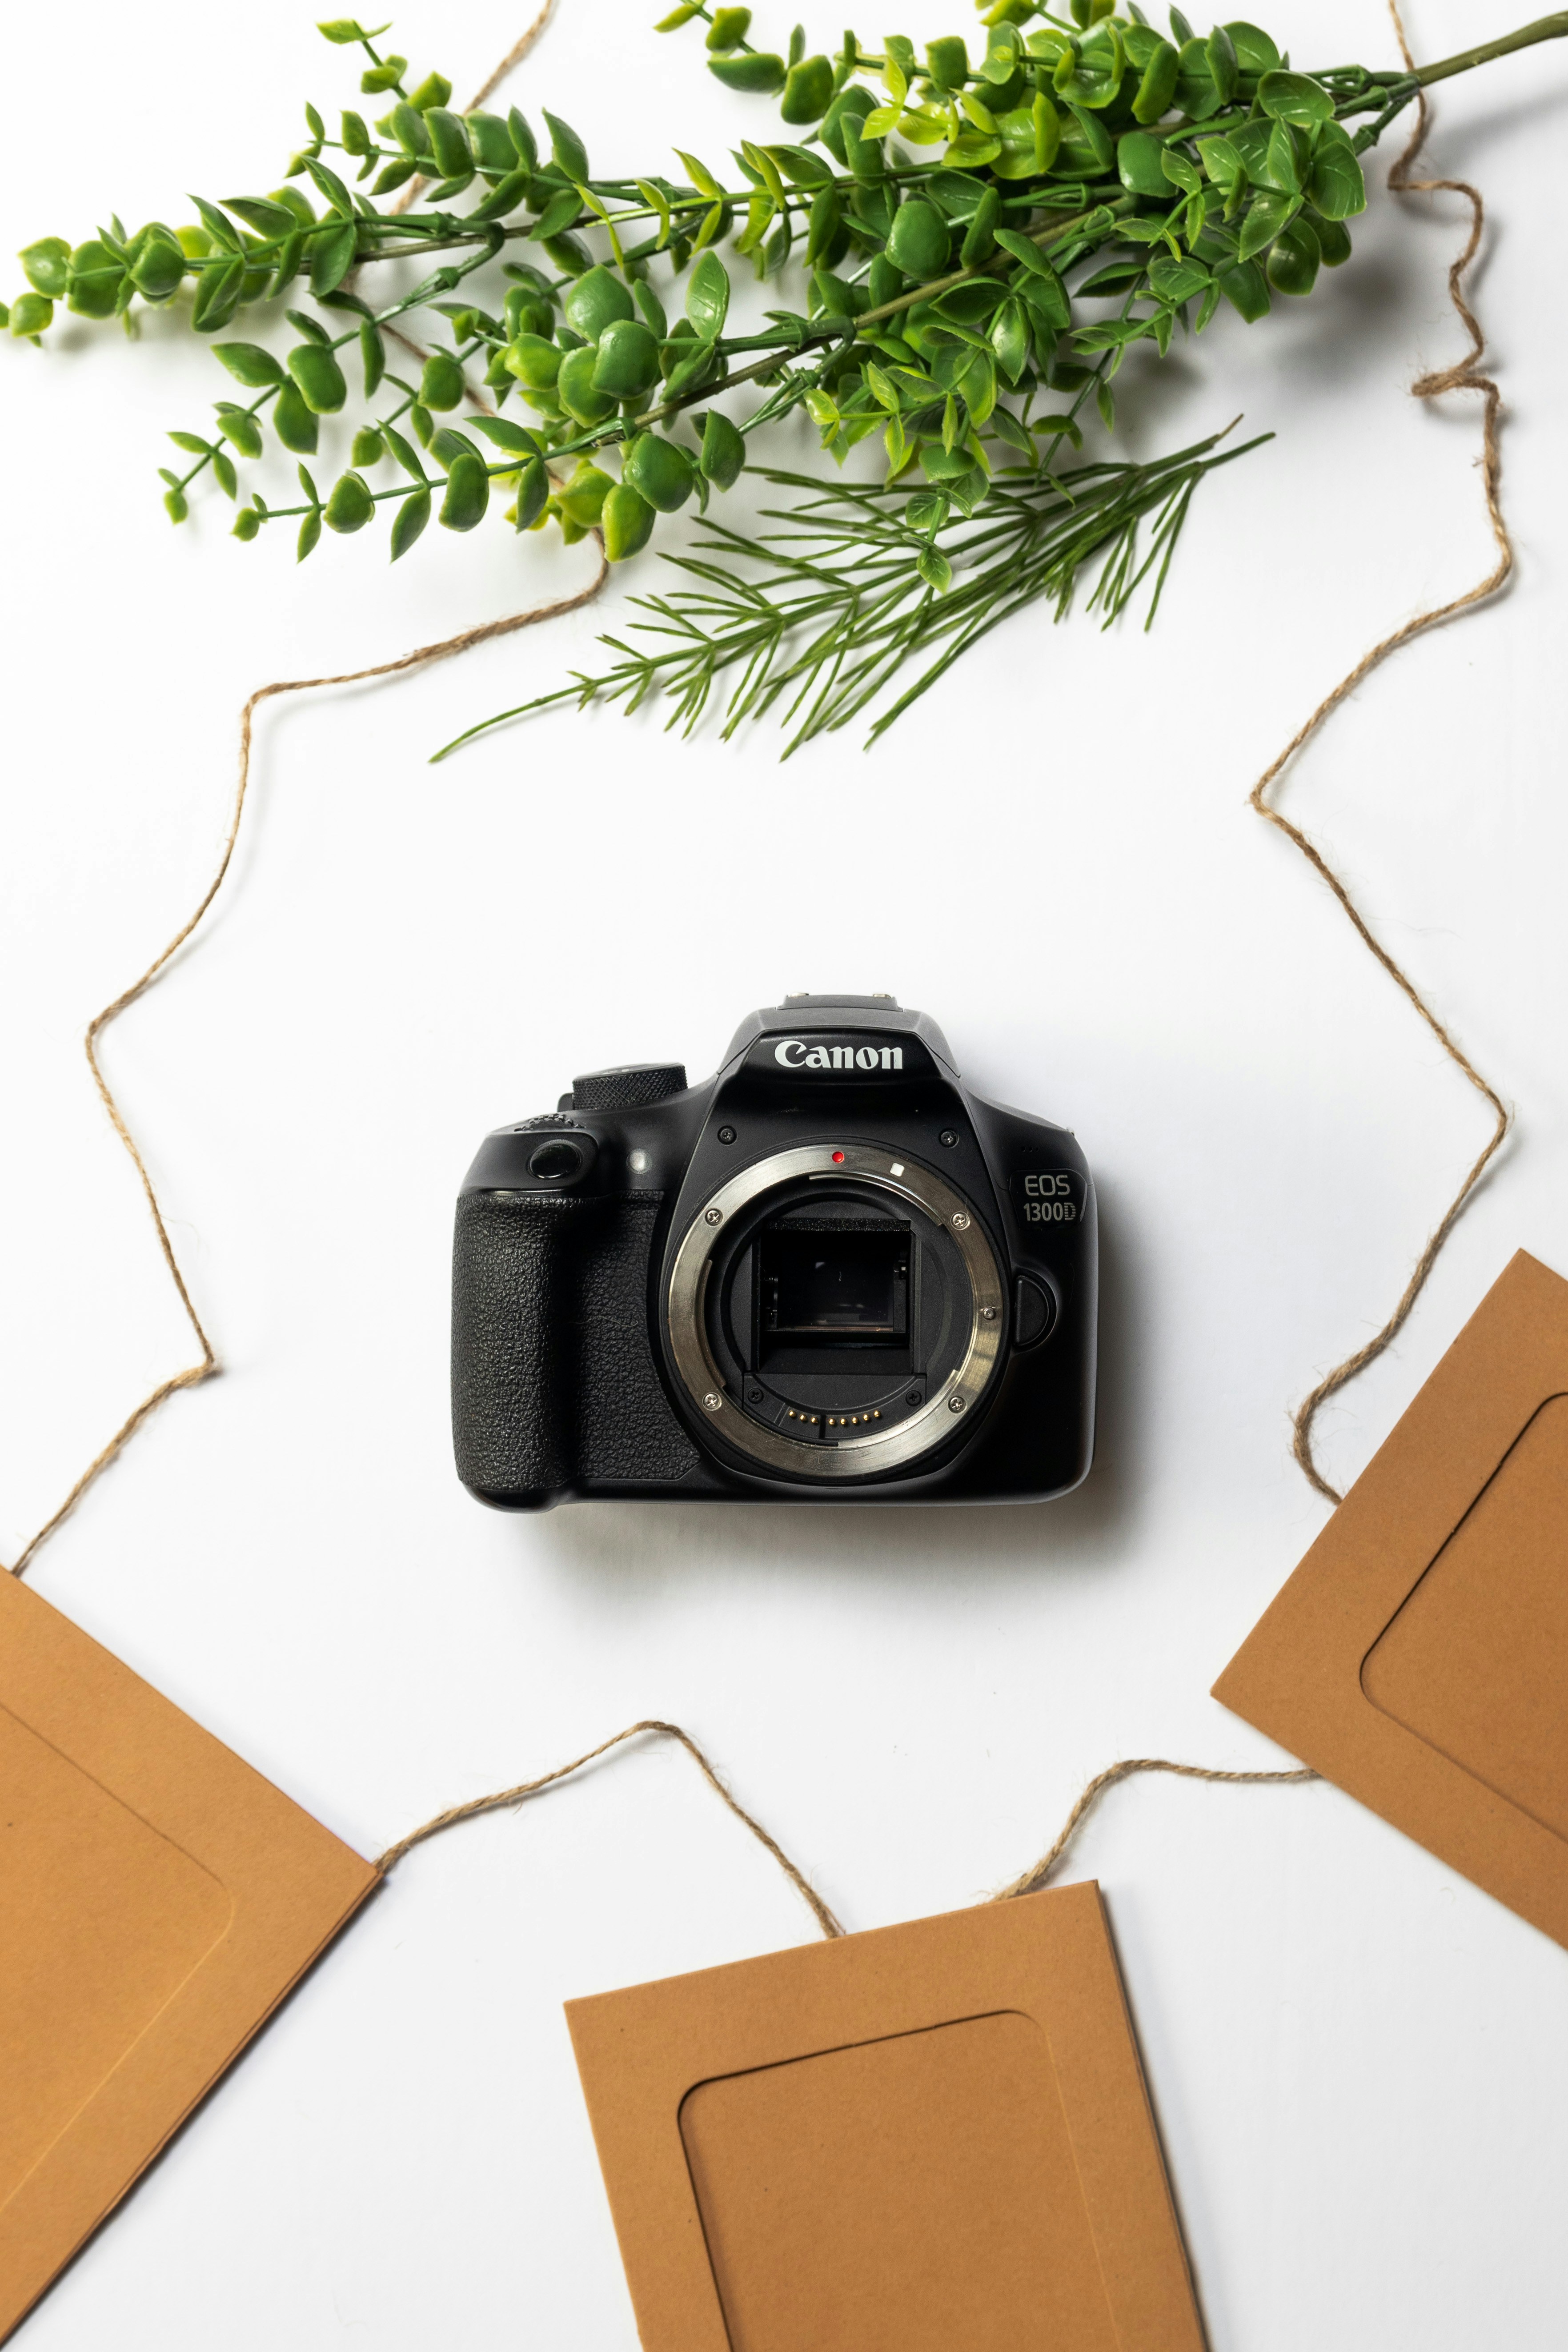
1215, 1249, 1568, 1949
0, 1569, 378, 2342
566, 1879, 1205, 2352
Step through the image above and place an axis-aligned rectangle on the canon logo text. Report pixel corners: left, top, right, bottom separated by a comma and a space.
774, 1039, 904, 1071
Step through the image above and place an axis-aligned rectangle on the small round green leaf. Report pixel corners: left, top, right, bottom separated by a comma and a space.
704, 6, 751, 51
698, 409, 746, 488
325, 469, 376, 531
287, 341, 348, 412
420, 350, 467, 410
273, 380, 321, 452
565, 265, 634, 339
591, 317, 659, 399
780, 54, 834, 124
708, 52, 787, 96
887, 198, 950, 281
439, 450, 490, 530
19, 237, 71, 299
8, 292, 53, 337
1257, 69, 1335, 125
622, 432, 694, 514
557, 343, 618, 425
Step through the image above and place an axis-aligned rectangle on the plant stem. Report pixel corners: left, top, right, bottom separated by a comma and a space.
1409, 9, 1568, 85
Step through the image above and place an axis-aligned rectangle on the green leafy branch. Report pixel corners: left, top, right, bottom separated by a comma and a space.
5, 3, 1564, 744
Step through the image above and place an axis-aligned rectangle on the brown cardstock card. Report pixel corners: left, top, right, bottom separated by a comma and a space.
0, 1569, 378, 2343
565, 1879, 1204, 2352
1215, 1248, 1568, 1951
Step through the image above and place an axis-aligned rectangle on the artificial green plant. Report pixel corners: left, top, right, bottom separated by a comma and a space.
7, 4, 1563, 751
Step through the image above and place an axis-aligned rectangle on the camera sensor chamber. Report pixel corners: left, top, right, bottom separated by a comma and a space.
663, 1145, 1007, 1482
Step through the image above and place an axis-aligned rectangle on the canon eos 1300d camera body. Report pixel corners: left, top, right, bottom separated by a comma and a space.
452, 996, 1095, 1509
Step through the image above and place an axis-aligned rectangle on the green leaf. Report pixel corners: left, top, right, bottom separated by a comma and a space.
188, 194, 243, 253
1309, 123, 1367, 220
387, 485, 430, 558
1148, 255, 1209, 303
530, 187, 582, 241
19, 237, 71, 298
359, 316, 385, 396
1237, 189, 1298, 262
287, 341, 348, 412
222, 196, 300, 238
469, 168, 533, 223
1266, 213, 1320, 297
351, 424, 385, 466
780, 54, 834, 125
993, 228, 1051, 278
439, 449, 490, 530
1215, 256, 1271, 321
542, 108, 589, 183
164, 486, 189, 524
698, 408, 746, 488
1257, 70, 1335, 126
471, 415, 541, 455
686, 249, 731, 338
309, 217, 358, 295
1159, 146, 1202, 197
1131, 39, 1179, 123
216, 403, 265, 458
1226, 20, 1281, 73
990, 295, 1031, 384
317, 18, 391, 42
382, 425, 427, 479
273, 381, 321, 451
325, 468, 376, 530
212, 448, 238, 499
675, 148, 724, 200
190, 257, 246, 331
915, 543, 953, 592
214, 340, 285, 386
168, 430, 212, 454
1117, 130, 1171, 197
708, 51, 787, 95
513, 455, 550, 530
297, 507, 322, 561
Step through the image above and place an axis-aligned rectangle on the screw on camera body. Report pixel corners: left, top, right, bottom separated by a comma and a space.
717, 1125, 737, 1145
940, 1128, 960, 1147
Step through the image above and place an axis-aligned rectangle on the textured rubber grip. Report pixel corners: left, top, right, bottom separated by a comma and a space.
451, 1191, 702, 1505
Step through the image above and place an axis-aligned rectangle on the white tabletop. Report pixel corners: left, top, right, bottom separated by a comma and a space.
4, 2, 1566, 2344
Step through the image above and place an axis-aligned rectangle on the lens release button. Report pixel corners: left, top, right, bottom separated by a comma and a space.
1014, 1274, 1055, 1349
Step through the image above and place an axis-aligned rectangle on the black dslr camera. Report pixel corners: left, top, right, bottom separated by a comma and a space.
452, 996, 1095, 1509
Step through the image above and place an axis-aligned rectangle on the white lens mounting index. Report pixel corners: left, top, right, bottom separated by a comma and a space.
663, 1142, 1006, 1482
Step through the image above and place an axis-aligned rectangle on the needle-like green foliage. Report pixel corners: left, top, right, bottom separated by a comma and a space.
6, 4, 1564, 748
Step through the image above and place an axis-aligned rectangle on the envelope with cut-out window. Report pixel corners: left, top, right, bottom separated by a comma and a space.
0, 1570, 377, 2342
1216, 1249, 1568, 1950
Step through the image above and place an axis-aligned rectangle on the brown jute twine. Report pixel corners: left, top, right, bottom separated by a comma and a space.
372, 1717, 1318, 1940
1255, 0, 1514, 1504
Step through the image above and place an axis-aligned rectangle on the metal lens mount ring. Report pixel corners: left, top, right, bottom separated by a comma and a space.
665, 1143, 1006, 1481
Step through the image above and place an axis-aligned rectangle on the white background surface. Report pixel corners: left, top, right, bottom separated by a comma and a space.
4, 2, 1568, 2344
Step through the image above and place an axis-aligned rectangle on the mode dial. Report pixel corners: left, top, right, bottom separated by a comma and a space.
571, 1062, 688, 1111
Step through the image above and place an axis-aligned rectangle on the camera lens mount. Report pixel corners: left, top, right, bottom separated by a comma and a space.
664, 1144, 1006, 1481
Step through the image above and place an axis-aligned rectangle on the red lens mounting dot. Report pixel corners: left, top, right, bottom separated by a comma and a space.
831, 1149, 846, 1163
